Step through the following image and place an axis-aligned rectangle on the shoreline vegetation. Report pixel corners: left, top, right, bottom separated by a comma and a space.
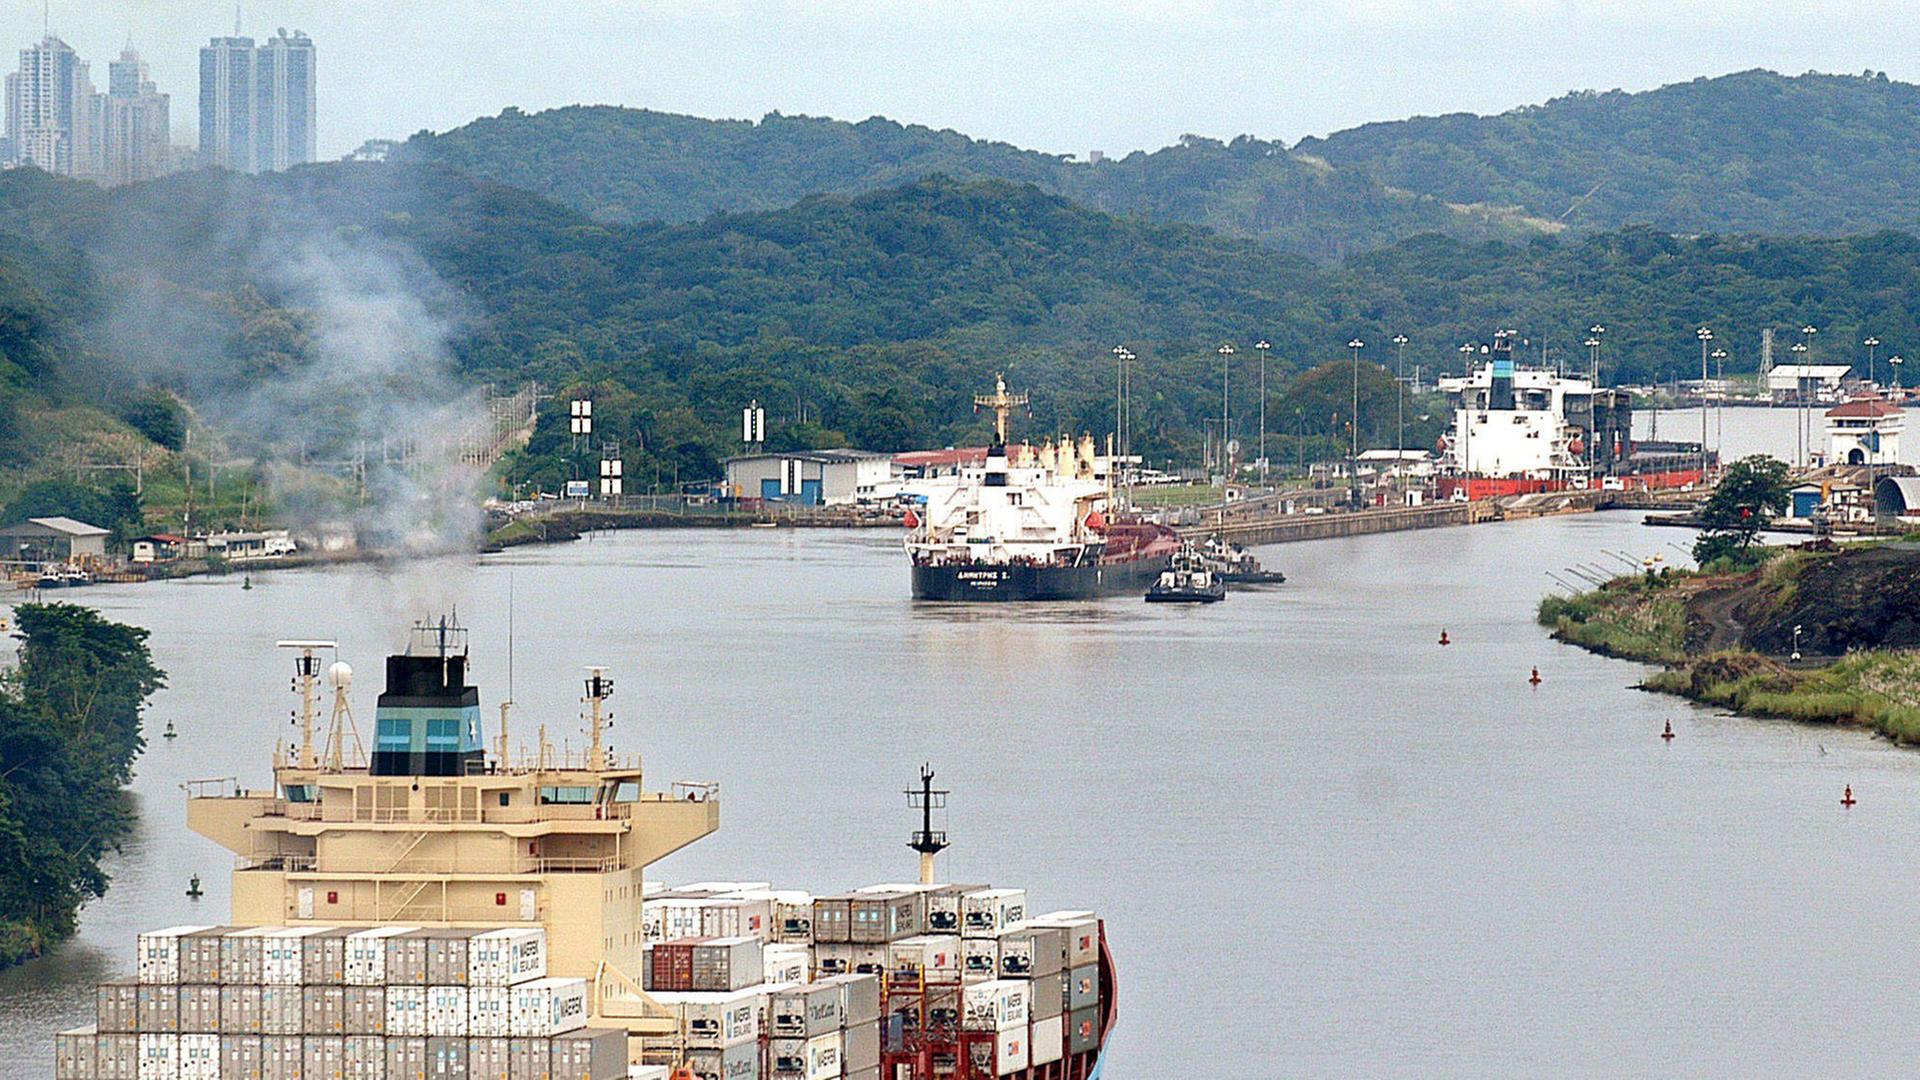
1538, 540, 1920, 744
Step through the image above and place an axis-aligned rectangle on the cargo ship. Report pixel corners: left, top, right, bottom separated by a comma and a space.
1434, 332, 1710, 500
52, 620, 1115, 1080
904, 376, 1179, 601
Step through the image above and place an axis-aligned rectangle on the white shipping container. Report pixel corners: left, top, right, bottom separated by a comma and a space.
178, 1033, 220, 1080
657, 988, 763, 1049
701, 898, 774, 941
770, 983, 841, 1039
679, 881, 771, 894
468, 985, 512, 1037
470, 928, 547, 987
803, 1031, 841, 1080
691, 936, 763, 992
762, 944, 808, 986
137, 926, 213, 984
1027, 912, 1098, 969
961, 939, 997, 982
994, 924, 1065, 978
992, 1026, 1028, 1076
136, 1033, 179, 1080
843, 1020, 879, 1072
887, 935, 962, 980
262, 927, 329, 986
386, 985, 428, 1038
644, 899, 707, 943
219, 928, 274, 985
428, 985, 470, 1036
259, 985, 304, 1036
683, 1042, 758, 1080
1031, 1014, 1064, 1066
508, 977, 588, 1037
960, 890, 1024, 939
345, 927, 418, 986
810, 942, 885, 977
962, 980, 1029, 1032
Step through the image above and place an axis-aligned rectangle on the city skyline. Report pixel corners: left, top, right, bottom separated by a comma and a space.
9, 1, 1920, 166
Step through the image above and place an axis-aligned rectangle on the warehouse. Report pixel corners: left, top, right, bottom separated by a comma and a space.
0, 516, 110, 565
724, 450, 897, 506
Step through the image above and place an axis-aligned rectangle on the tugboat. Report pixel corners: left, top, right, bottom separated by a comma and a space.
1146, 541, 1227, 603
1202, 536, 1286, 585
905, 374, 1179, 600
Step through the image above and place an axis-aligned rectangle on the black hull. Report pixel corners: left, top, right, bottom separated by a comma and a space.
911, 556, 1167, 601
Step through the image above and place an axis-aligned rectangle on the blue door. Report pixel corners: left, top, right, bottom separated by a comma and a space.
800, 479, 823, 506
1792, 490, 1821, 518
761, 478, 781, 500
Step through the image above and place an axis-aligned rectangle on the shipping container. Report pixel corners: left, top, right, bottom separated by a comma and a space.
221, 985, 265, 1036
959, 891, 1024, 940
1026, 912, 1097, 970
219, 1033, 263, 1080
466, 1037, 509, 1080
809, 897, 852, 945
770, 982, 842, 1038
95, 1033, 140, 1080
843, 1020, 879, 1072
345, 928, 418, 987
260, 1035, 303, 1080
689, 937, 762, 993
656, 988, 761, 1049
263, 929, 330, 986
470, 929, 547, 988
723, 889, 813, 943
56, 1024, 97, 1080
802, 1031, 841, 1080
221, 929, 275, 986
98, 979, 140, 1034
847, 891, 921, 944
962, 1028, 1027, 1077
426, 1036, 469, 1080
1026, 972, 1064, 1021
507, 978, 588, 1038
343, 987, 386, 1036
420, 930, 478, 986
810, 942, 885, 977
645, 938, 707, 993
136, 1033, 178, 1080
548, 1028, 625, 1080
844, 1070, 878, 1080
698, 898, 773, 941
300, 929, 355, 987
679, 881, 771, 894
383, 1036, 429, 1080
1065, 1006, 1099, 1056
387, 986, 428, 1038
136, 984, 181, 1033
922, 885, 985, 935
301, 1035, 345, 1080
467, 986, 511, 1038
1065, 964, 1098, 1012
385, 933, 434, 987
178, 984, 222, 1034
960, 939, 997, 983
178, 1032, 220, 1080
505, 1037, 548, 1080
762, 944, 808, 986
259, 986, 303, 1037
428, 985, 470, 1037
344, 1035, 386, 1080
303, 986, 346, 1035
643, 899, 706, 943
887, 935, 962, 982
923, 986, 962, 1030
821, 973, 881, 1028
683, 1042, 757, 1080
178, 928, 236, 985
961, 981, 1028, 1033
137, 926, 213, 984
1030, 1015, 1063, 1067
627, 1069, 671, 1080
994, 924, 1064, 979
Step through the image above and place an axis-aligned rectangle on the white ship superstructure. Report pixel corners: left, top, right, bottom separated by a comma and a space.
1436, 336, 1595, 483
905, 433, 1109, 569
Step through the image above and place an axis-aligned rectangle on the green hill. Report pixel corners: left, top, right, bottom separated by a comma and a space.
1298, 69, 1920, 235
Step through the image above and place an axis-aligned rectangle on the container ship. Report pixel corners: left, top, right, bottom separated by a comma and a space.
1434, 332, 1711, 500
904, 376, 1179, 601
53, 621, 1115, 1080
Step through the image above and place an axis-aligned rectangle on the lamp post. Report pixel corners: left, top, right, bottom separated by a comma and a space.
1864, 336, 1880, 390
1801, 325, 1819, 467
1392, 333, 1409, 495
1789, 340, 1809, 466
1892, 355, 1905, 392
1711, 347, 1728, 459
1255, 340, 1271, 486
1457, 342, 1476, 483
1347, 338, 1364, 508
1588, 324, 1606, 384
1218, 343, 1234, 488
1696, 327, 1713, 482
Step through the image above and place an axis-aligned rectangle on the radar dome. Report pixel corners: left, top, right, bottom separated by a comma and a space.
327, 661, 354, 689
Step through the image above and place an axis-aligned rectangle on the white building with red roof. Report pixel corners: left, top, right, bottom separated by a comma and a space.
1824, 397, 1905, 467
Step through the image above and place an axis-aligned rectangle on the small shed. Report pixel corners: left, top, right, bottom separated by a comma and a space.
1788, 482, 1824, 520
131, 533, 201, 563
0, 517, 110, 564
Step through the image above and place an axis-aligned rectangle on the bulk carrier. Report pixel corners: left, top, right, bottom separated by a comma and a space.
53, 621, 1115, 1080
904, 377, 1179, 601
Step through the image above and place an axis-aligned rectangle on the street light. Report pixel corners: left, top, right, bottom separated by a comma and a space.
1801, 325, 1819, 468
1864, 336, 1880, 389
1789, 340, 1810, 466
1255, 340, 1271, 485
1392, 333, 1409, 494
1696, 327, 1713, 482
1347, 338, 1364, 508
1588, 324, 1606, 384
1711, 347, 1728, 455
1892, 354, 1905, 392
1217, 343, 1235, 486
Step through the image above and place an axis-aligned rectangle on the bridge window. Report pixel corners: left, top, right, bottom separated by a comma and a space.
539, 785, 596, 804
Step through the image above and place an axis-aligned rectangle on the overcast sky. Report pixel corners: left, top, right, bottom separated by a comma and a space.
10, 1, 1920, 161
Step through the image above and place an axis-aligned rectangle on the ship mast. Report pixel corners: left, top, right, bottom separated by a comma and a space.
277, 639, 334, 770
906, 764, 949, 885
974, 374, 1029, 447
584, 666, 613, 770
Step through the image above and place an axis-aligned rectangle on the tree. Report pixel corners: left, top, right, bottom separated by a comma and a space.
1691, 454, 1790, 565
118, 388, 188, 450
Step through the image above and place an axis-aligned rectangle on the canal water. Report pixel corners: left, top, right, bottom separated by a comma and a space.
6, 508, 1920, 1077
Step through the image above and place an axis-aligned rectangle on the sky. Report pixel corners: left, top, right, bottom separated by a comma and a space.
9, 1, 1920, 161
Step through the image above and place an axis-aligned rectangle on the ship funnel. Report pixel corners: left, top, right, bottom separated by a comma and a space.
372, 617, 484, 777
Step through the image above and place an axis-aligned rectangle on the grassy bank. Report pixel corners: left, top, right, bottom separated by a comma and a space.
1642, 651, 1920, 744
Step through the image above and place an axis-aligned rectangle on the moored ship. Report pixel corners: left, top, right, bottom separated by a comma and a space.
52, 621, 1116, 1080
905, 376, 1179, 601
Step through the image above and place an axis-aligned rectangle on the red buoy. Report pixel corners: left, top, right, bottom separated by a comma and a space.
1438, 629, 1450, 647
1842, 785, 1856, 808
1529, 666, 1542, 686
1661, 720, 1674, 741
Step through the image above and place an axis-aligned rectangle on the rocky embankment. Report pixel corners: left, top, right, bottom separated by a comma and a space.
1539, 542, 1920, 743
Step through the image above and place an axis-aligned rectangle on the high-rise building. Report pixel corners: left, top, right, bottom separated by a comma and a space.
3, 36, 98, 177
101, 42, 169, 186
199, 28, 314, 174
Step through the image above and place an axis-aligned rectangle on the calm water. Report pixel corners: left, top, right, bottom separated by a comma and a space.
1635, 402, 1917, 466
6, 498, 1920, 1074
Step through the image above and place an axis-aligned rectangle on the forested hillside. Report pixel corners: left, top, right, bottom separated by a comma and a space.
1299, 70, 1920, 235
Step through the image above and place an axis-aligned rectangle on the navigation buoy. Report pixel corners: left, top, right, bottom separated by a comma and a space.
1438, 629, 1450, 647
242, 575, 252, 591
185, 874, 203, 899
163, 719, 177, 740
1661, 720, 1674, 741
1528, 666, 1542, 686
1842, 785, 1856, 808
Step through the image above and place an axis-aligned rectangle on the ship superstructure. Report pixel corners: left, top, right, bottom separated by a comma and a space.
904, 376, 1177, 600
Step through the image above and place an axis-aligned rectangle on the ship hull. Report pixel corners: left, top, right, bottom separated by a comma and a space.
911, 555, 1167, 601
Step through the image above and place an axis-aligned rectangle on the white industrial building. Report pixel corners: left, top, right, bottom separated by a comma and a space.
724, 450, 898, 506
1765, 364, 1853, 403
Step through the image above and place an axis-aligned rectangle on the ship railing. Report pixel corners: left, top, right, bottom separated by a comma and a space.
668, 780, 720, 803
239, 853, 629, 875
